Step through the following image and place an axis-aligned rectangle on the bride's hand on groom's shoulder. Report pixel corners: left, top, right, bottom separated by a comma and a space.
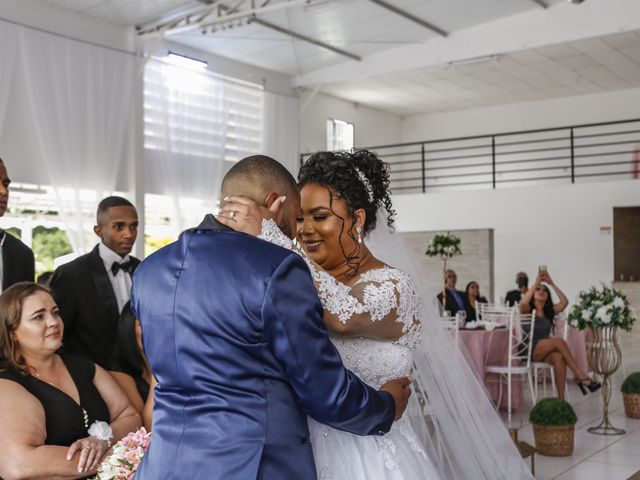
216, 195, 286, 236
380, 376, 413, 421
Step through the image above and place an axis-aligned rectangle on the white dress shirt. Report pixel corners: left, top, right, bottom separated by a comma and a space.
98, 242, 132, 314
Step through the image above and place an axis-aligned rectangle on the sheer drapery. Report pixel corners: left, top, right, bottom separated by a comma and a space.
19, 26, 136, 253
143, 58, 263, 233
262, 91, 300, 175
0, 21, 18, 136
367, 211, 534, 479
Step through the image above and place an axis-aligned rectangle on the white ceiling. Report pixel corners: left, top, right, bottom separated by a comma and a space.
320, 31, 640, 115
37, 0, 204, 26
34, 0, 640, 116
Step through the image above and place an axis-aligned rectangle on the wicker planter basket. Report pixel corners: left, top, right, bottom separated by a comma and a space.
532, 424, 575, 456
623, 393, 640, 419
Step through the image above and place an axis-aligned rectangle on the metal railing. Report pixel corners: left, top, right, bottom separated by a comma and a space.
301, 118, 640, 194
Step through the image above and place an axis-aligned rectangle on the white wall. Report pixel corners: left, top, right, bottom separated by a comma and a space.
300, 92, 402, 155
402, 88, 640, 142
392, 179, 640, 305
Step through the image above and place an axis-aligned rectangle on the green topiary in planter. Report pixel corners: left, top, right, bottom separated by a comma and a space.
529, 398, 577, 426
530, 398, 577, 456
621, 372, 640, 394
622, 372, 640, 419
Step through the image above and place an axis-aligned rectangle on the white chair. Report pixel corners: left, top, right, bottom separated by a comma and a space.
441, 314, 459, 343
477, 302, 512, 326
485, 308, 536, 423
411, 363, 453, 471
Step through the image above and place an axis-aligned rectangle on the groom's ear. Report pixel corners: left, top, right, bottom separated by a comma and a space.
263, 192, 280, 208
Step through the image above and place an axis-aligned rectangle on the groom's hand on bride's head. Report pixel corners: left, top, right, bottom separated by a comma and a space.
216, 195, 286, 236
380, 376, 412, 421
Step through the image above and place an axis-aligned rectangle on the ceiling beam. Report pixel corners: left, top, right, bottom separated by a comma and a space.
294, 0, 640, 86
137, 0, 334, 38
530, 0, 548, 8
368, 0, 448, 37
251, 18, 362, 61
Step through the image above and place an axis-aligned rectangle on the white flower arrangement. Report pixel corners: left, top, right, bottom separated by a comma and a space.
425, 233, 462, 259
566, 284, 636, 331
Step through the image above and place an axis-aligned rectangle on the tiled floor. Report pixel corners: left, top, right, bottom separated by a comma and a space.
503, 330, 640, 480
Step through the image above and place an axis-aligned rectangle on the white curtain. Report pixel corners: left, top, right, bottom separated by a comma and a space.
19, 26, 136, 253
0, 21, 18, 135
143, 58, 263, 232
262, 91, 300, 176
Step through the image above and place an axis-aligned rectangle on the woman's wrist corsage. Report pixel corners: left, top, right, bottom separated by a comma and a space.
88, 421, 114, 449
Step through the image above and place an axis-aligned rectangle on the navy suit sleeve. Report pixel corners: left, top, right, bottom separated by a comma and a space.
262, 252, 395, 436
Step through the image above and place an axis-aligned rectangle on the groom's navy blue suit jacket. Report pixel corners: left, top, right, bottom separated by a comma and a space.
131, 215, 395, 480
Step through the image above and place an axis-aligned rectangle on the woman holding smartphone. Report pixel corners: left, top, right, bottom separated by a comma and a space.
520, 268, 600, 399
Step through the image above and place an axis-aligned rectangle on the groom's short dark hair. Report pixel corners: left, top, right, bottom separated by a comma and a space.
221, 155, 297, 200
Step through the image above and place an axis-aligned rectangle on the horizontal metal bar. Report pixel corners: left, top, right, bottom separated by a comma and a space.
576, 170, 637, 179
391, 149, 635, 173
389, 167, 425, 176
494, 135, 570, 148
494, 138, 638, 157
574, 149, 637, 159
573, 128, 640, 141
574, 159, 637, 169
358, 118, 640, 152
496, 144, 571, 156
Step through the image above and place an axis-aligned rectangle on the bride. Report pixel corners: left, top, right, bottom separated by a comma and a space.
220, 149, 532, 479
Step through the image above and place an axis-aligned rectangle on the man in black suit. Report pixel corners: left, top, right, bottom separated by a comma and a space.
505, 271, 529, 306
0, 159, 35, 291
50, 196, 140, 368
436, 269, 466, 315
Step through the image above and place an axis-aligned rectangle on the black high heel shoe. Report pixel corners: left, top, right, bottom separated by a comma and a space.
576, 378, 601, 395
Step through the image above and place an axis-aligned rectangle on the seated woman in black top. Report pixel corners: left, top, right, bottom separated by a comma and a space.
109, 302, 155, 431
463, 281, 488, 322
0, 282, 141, 479
520, 271, 600, 400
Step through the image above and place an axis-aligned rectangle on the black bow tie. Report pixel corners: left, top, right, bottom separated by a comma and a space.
111, 261, 133, 276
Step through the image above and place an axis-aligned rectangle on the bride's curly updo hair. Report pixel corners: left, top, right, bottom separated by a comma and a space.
298, 149, 396, 236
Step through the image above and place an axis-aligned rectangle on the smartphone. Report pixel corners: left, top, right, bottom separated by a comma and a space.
538, 265, 547, 274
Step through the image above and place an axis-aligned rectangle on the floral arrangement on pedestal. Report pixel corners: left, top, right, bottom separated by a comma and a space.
425, 232, 462, 311
566, 284, 636, 331
92, 428, 151, 480
566, 284, 636, 435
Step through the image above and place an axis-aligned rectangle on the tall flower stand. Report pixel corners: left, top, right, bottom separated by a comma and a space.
587, 326, 625, 435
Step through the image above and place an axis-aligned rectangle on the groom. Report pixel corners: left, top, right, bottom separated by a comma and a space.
131, 155, 412, 480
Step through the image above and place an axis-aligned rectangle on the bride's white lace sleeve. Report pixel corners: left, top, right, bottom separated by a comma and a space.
258, 219, 420, 343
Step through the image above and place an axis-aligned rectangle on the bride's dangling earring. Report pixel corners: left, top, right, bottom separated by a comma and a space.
356, 225, 363, 244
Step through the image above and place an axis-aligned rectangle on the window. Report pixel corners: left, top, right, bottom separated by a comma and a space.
143, 56, 264, 163
327, 118, 354, 151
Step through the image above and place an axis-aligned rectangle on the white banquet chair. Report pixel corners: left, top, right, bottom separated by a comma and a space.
485, 308, 536, 423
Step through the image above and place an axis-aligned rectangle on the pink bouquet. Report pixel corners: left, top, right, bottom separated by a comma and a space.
94, 428, 151, 480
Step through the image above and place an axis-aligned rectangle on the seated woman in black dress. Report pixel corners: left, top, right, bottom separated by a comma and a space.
520, 271, 600, 400
109, 302, 155, 431
0, 282, 141, 479
463, 281, 488, 322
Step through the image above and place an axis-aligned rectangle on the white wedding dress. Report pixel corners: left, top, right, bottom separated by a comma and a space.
260, 220, 443, 480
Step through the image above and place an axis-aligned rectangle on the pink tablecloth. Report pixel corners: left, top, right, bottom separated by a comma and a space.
459, 318, 589, 411
459, 328, 524, 410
